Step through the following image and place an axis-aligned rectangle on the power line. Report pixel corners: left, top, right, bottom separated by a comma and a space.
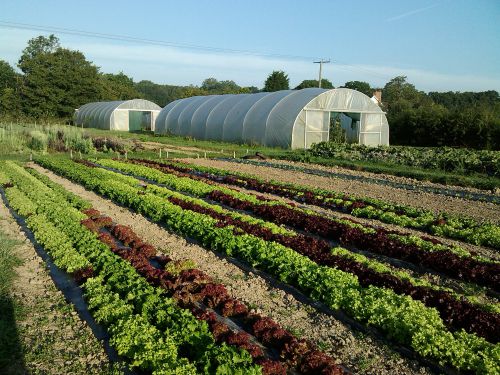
0, 20, 394, 82
0, 20, 318, 60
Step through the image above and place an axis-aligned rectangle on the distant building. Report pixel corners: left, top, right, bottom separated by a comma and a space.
74, 99, 161, 131
371, 89, 383, 106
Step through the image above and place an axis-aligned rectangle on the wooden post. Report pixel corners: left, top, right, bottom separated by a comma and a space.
166, 151, 169, 158
70, 149, 73, 159
30, 152, 33, 161
246, 149, 249, 154
197, 153, 200, 159
125, 151, 128, 160
233, 151, 236, 159
159, 148, 162, 158
79, 151, 82, 159
204, 151, 207, 158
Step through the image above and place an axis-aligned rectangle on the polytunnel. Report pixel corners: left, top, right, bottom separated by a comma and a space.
74, 99, 161, 131
155, 88, 389, 148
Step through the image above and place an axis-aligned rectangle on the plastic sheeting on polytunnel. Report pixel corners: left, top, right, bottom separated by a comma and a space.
155, 88, 389, 148
75, 99, 161, 131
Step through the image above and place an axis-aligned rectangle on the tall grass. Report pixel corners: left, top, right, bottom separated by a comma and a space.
0, 123, 95, 155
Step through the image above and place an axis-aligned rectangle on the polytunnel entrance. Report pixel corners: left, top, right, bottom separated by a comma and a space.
129, 111, 153, 131
301, 109, 330, 148
302, 110, 384, 148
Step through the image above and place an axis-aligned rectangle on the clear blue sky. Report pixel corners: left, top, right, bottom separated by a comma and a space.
1, 0, 499, 92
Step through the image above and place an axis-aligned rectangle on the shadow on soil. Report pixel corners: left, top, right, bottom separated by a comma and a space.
0, 294, 26, 374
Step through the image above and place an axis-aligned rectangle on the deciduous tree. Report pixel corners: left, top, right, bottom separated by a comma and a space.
341, 80, 372, 96
100, 72, 141, 101
18, 35, 101, 119
295, 79, 333, 89
263, 71, 289, 92
0, 60, 18, 89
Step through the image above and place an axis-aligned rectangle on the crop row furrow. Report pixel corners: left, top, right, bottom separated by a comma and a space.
98, 164, 499, 314
94, 158, 500, 290
0, 161, 262, 374
35, 156, 500, 374
208, 190, 500, 291
165, 195, 500, 342
127, 158, 500, 249
83, 210, 343, 374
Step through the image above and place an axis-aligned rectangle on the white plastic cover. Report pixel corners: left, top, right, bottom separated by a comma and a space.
206, 94, 246, 141
242, 91, 294, 145
177, 96, 208, 136
75, 99, 161, 131
222, 92, 268, 142
154, 88, 389, 148
191, 96, 224, 140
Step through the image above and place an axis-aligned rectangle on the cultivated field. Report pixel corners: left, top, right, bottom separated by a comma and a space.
0, 127, 499, 374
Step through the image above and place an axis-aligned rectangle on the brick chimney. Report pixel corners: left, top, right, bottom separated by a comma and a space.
372, 89, 382, 104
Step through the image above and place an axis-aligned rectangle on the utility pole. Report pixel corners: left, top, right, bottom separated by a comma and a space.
313, 59, 330, 88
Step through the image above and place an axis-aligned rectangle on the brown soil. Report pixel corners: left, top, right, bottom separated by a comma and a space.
274, 159, 500, 199
0, 196, 111, 374
31, 163, 434, 375
186, 158, 500, 224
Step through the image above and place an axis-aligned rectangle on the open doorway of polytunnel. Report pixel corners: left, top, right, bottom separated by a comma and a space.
129, 111, 153, 132
329, 112, 348, 143
327, 112, 363, 144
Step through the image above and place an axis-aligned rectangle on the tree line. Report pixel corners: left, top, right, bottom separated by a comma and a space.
0, 35, 498, 149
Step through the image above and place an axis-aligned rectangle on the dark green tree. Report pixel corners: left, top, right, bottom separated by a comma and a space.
341, 81, 372, 96
18, 34, 60, 73
263, 71, 289, 92
428, 90, 499, 108
0, 60, 18, 89
100, 71, 141, 100
201, 77, 254, 94
0, 87, 22, 118
135, 80, 185, 106
295, 79, 333, 89
201, 77, 239, 93
136, 79, 258, 106
180, 86, 208, 98
244, 86, 260, 93
382, 76, 426, 104
18, 35, 101, 119
0, 60, 22, 118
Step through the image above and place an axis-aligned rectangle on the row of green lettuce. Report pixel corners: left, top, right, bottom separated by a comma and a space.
96, 158, 498, 265
34, 156, 500, 374
0, 161, 261, 374
136, 158, 500, 249
81, 159, 499, 314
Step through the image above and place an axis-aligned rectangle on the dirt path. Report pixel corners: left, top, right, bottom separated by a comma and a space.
141, 141, 226, 156
0, 196, 111, 374
32, 163, 434, 375
186, 158, 500, 224
270, 159, 500, 197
